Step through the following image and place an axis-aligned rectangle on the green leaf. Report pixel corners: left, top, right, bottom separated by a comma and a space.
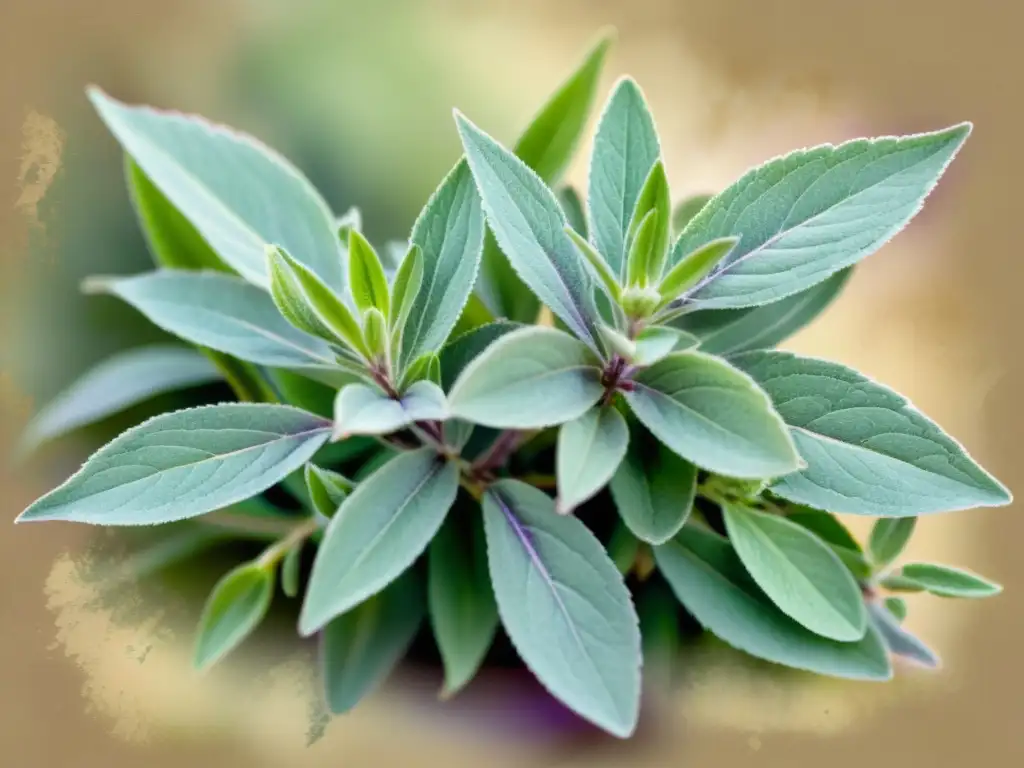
304, 463, 352, 520
566, 227, 621, 302
625, 209, 661, 288
90, 88, 343, 290
448, 326, 604, 429
626, 162, 671, 282
624, 351, 801, 478
867, 602, 939, 668
268, 369, 334, 418
674, 124, 972, 308
428, 503, 499, 697
588, 77, 661, 279
299, 448, 458, 635
674, 269, 851, 355
722, 503, 867, 641
636, 578, 681, 683
333, 381, 447, 438
655, 526, 892, 680
402, 160, 486, 367
320, 570, 424, 714
388, 243, 424, 336
607, 519, 641, 575
557, 186, 588, 238
899, 563, 1002, 598
17, 404, 331, 525
596, 323, 636, 361
455, 112, 599, 348
731, 350, 1012, 515
19, 345, 219, 454
784, 507, 871, 580
348, 230, 391, 317
884, 596, 907, 622
361, 307, 388, 360
633, 326, 699, 367
281, 544, 303, 598
670, 193, 712, 236
438, 321, 523, 391
657, 237, 738, 307
878, 574, 925, 593
869, 518, 917, 569
193, 562, 274, 670
556, 405, 628, 513
610, 424, 697, 544
482, 480, 641, 737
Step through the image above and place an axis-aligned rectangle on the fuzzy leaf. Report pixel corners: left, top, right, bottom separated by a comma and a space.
348, 230, 391, 317
304, 464, 352, 519
899, 563, 1002, 598
632, 326, 699, 367
194, 561, 274, 670
626, 162, 671, 281
657, 237, 738, 307
566, 227, 621, 302
869, 517, 917, 569
625, 209, 661, 288
333, 381, 447, 438
556, 406, 629, 513
439, 321, 523, 391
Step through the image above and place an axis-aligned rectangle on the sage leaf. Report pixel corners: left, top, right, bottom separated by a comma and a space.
320, 570, 424, 714
557, 186, 588, 238
90, 88, 343, 290
632, 326, 699, 367
722, 503, 867, 642
439, 321, 523, 390
674, 124, 971, 308
348, 230, 391, 317
304, 463, 352, 520
867, 602, 939, 669
626, 162, 671, 281
785, 507, 871, 580
899, 563, 1002, 598
482, 480, 641, 737
566, 227, 621, 302
17, 404, 331, 525
299, 448, 458, 635
868, 518, 917, 569
731, 351, 1012, 515
657, 237, 738, 307
388, 243, 424, 336
556, 405, 629, 513
448, 326, 604, 429
625, 209, 661, 288
281, 544, 303, 598
588, 77, 661, 278
624, 351, 801, 478
456, 112, 599, 348
333, 381, 447, 439
670, 193, 712, 236
193, 562, 274, 670
428, 504, 499, 697
655, 526, 892, 680
884, 596, 907, 623
19, 345, 219, 454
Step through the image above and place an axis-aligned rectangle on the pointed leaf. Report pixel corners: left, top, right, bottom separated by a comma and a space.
657, 237, 738, 306
899, 563, 1002, 598
867, 602, 939, 668
731, 350, 1012, 515
281, 545, 303, 598
633, 326, 699, 367
333, 381, 447, 438
556, 406, 628, 513
348, 230, 390, 317
482, 480, 641, 737
361, 307, 389, 360
884, 596, 907, 622
626, 162, 671, 281
299, 449, 458, 634
869, 517, 917, 569
566, 227, 621, 301
304, 463, 352, 519
625, 209, 661, 288
389, 243, 424, 336
194, 562, 274, 670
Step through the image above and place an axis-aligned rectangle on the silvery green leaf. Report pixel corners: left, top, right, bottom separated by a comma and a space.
556, 406, 629, 514
17, 404, 331, 525
320, 570, 424, 714
868, 517, 917, 569
19, 345, 219, 454
448, 326, 604, 429
439, 321, 523, 390
674, 124, 971, 308
633, 326, 699, 367
731, 350, 1012, 515
867, 601, 939, 669
557, 186, 588, 238
670, 193, 712, 236
455, 113, 599, 348
722, 503, 867, 642
899, 563, 1002, 598
90, 88, 343, 290
655, 526, 892, 680
333, 381, 447, 438
194, 561, 274, 670
675, 269, 851, 356
347, 230, 391, 317
483, 480, 641, 737
587, 77, 661, 279
304, 463, 352, 520
624, 351, 801, 478
299, 449, 458, 635
784, 507, 871, 580
566, 227, 621, 302
609, 425, 696, 544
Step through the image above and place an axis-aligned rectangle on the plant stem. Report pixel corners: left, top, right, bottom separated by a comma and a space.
257, 517, 321, 570
473, 429, 525, 472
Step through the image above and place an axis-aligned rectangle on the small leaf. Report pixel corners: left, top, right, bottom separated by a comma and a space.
18, 404, 331, 525
657, 237, 738, 307
361, 307, 389, 360
732, 351, 1012, 515
867, 601, 939, 668
655, 526, 892, 680
194, 562, 274, 670
626, 162, 671, 281
304, 463, 352, 519
348, 230, 390, 316
281, 544, 303, 598
597, 323, 636, 361
722, 503, 868, 641
557, 186, 588, 238
899, 563, 1002, 598
632, 326, 699, 367
566, 227, 621, 302
429, 503, 499, 697
610, 425, 697, 545
333, 381, 447, 438
884, 596, 907, 623
320, 570, 424, 714
389, 243, 424, 335
588, 77, 661, 279
670, 193, 712, 236
878, 574, 925, 593
556, 406, 629, 513
483, 480, 641, 737
625, 351, 801, 478
19, 345, 219, 454
438, 321, 523, 391
869, 518, 917, 569
625, 209, 661, 288
448, 326, 604, 429
299, 449, 458, 635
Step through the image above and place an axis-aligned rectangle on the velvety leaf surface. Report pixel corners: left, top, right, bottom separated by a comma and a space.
556, 405, 629, 513
194, 562, 274, 670
868, 517, 917, 569
899, 563, 1002, 597
333, 381, 447, 438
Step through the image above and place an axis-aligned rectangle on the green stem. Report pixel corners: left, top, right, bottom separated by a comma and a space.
256, 517, 321, 570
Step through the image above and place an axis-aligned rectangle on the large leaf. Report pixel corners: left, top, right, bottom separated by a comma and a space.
332, 381, 447, 438
456, 113, 599, 347
655, 526, 892, 680
320, 570, 424, 714
587, 78, 661, 278
732, 351, 1012, 515
555, 405, 628, 513
299, 449, 458, 635
403, 160, 486, 366
674, 124, 970, 308
428, 504, 499, 697
193, 562, 274, 670
482, 480, 641, 737
899, 563, 1002, 598
624, 351, 801, 478
722, 504, 867, 642
20, 345, 219, 453
90, 88, 343, 290
675, 268, 851, 355
17, 404, 331, 525
447, 326, 604, 429
609, 424, 697, 545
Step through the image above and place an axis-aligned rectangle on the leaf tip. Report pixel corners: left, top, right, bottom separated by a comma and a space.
80, 275, 119, 295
